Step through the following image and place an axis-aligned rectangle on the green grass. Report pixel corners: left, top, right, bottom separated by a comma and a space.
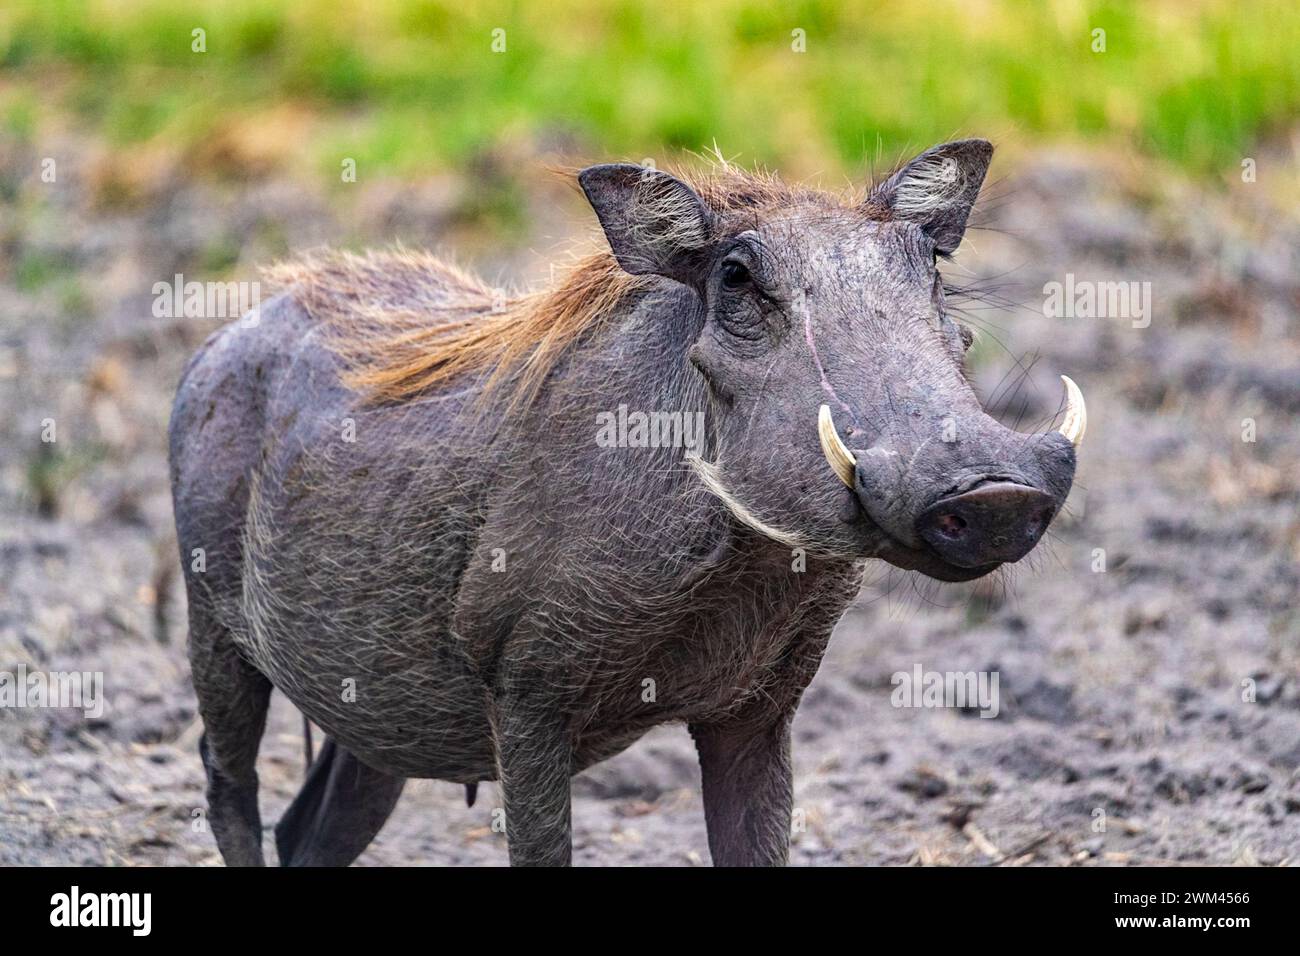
1, 0, 1297, 178
14, 248, 76, 292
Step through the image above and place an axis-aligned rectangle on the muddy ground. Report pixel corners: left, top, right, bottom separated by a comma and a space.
1, 136, 1298, 866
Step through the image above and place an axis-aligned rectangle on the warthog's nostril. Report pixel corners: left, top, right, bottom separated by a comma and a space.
934, 513, 967, 539
916, 482, 1057, 568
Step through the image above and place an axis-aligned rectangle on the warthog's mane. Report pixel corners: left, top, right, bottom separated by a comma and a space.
264, 163, 866, 407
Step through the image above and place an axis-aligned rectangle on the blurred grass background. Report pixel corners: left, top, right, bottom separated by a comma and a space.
1, 0, 1297, 182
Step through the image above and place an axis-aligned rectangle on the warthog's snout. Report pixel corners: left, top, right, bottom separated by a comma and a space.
915, 481, 1056, 568
818, 375, 1086, 579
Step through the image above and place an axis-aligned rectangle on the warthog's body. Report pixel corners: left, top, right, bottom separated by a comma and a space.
171, 140, 1079, 865
173, 275, 859, 772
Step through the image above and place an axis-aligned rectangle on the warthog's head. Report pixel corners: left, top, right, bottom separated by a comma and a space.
580, 140, 1082, 581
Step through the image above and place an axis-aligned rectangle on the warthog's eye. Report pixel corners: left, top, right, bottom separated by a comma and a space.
720, 260, 751, 290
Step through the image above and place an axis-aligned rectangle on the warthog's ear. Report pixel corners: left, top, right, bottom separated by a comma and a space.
869, 139, 993, 254
579, 164, 715, 284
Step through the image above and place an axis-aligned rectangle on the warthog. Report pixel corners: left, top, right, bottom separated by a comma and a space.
169, 139, 1084, 866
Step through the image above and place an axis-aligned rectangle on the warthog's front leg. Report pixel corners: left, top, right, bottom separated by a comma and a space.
689, 714, 795, 866
489, 692, 574, 866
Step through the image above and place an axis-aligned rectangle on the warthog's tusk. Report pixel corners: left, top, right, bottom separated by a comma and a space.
818, 404, 857, 488
1058, 375, 1087, 448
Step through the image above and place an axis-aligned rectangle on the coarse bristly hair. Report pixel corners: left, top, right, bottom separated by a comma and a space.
263, 161, 870, 408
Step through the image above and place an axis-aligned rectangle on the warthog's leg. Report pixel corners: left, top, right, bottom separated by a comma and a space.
490, 693, 574, 866
274, 737, 406, 866
689, 713, 795, 866
190, 614, 273, 866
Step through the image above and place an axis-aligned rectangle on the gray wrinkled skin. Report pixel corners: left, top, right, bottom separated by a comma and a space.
169, 139, 1075, 867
